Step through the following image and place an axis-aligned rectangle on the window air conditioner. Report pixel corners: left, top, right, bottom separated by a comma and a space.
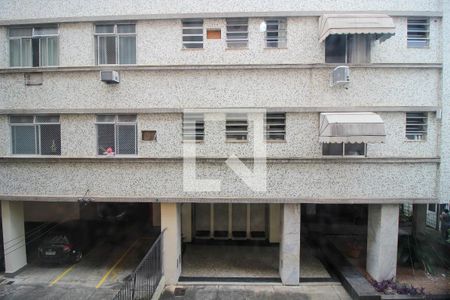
100, 70, 120, 84
330, 66, 350, 87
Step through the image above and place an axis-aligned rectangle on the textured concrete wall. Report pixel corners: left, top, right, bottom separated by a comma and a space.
0, 0, 441, 21
0, 17, 442, 67
0, 68, 440, 110
0, 160, 437, 201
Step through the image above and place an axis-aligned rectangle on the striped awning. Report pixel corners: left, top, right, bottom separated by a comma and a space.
319, 112, 386, 143
319, 14, 395, 43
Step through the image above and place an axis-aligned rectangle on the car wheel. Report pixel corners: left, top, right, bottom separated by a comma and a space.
74, 251, 82, 263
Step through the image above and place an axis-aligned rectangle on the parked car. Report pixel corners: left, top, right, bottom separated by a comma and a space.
37, 221, 95, 264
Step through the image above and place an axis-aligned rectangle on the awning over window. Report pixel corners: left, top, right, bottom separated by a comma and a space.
319, 112, 386, 143
319, 14, 395, 43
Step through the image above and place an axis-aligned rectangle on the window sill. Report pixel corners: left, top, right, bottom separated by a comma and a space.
264, 47, 288, 50
225, 140, 248, 143
181, 48, 204, 51
225, 47, 249, 51
322, 155, 367, 158
182, 140, 204, 144
266, 140, 286, 143
404, 139, 428, 143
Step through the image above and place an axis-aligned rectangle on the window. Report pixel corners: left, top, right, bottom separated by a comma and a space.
406, 112, 427, 141
265, 113, 286, 141
407, 18, 430, 48
182, 19, 203, 49
94, 24, 136, 65
9, 25, 59, 67
226, 18, 248, 48
428, 203, 436, 212
183, 113, 205, 141
96, 115, 137, 155
322, 143, 366, 156
226, 113, 248, 141
265, 18, 287, 48
325, 34, 371, 63
10, 115, 61, 155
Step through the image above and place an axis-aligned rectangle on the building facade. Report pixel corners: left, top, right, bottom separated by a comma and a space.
0, 0, 448, 287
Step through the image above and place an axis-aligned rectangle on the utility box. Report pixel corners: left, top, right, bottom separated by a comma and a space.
330, 66, 350, 87
100, 70, 120, 84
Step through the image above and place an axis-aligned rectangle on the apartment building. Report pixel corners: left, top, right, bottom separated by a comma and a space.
0, 0, 448, 288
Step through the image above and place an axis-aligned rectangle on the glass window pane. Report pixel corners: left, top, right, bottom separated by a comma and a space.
97, 124, 115, 155
118, 36, 136, 64
117, 115, 137, 122
12, 125, 37, 154
117, 125, 136, 155
39, 37, 48, 66
21, 38, 32, 67
9, 28, 32, 37
9, 39, 21, 66
35, 115, 60, 123
40, 124, 61, 155
10, 115, 34, 123
33, 26, 58, 36
322, 143, 343, 155
325, 35, 347, 63
47, 37, 58, 66
96, 115, 116, 123
97, 36, 116, 64
117, 24, 135, 33
344, 143, 365, 156
95, 25, 114, 34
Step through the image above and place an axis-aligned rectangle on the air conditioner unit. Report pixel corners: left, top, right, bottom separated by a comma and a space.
100, 70, 120, 84
330, 66, 350, 87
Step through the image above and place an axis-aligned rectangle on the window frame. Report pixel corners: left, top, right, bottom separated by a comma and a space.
95, 115, 138, 156
182, 19, 204, 49
182, 113, 205, 142
265, 112, 286, 141
325, 34, 371, 64
94, 23, 137, 65
264, 18, 287, 48
226, 18, 249, 49
407, 17, 430, 48
405, 112, 428, 141
322, 143, 367, 157
9, 115, 61, 155
8, 25, 59, 67
226, 113, 248, 142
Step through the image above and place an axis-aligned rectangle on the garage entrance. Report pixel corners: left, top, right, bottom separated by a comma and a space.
193, 204, 268, 240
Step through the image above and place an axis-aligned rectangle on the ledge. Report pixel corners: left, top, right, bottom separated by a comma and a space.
0, 156, 440, 164
0, 63, 442, 74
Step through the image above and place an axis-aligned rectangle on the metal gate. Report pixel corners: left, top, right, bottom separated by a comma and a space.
112, 230, 164, 300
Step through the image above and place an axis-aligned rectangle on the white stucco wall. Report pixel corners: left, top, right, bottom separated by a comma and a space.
59, 23, 94, 67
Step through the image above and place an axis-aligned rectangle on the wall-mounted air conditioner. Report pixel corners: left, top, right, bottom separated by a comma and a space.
330, 66, 350, 87
100, 70, 120, 84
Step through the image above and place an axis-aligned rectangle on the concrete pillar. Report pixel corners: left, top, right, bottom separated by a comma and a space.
279, 203, 301, 285
181, 203, 192, 243
412, 204, 427, 237
269, 204, 280, 243
2, 201, 27, 275
366, 204, 399, 282
161, 203, 182, 284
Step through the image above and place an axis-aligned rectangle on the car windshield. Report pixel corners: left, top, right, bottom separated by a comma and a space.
45, 235, 69, 244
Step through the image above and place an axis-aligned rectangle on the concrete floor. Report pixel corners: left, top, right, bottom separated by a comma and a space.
181, 243, 331, 279
161, 284, 352, 300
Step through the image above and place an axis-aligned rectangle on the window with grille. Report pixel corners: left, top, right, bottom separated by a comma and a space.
95, 24, 136, 65
226, 113, 248, 141
265, 113, 286, 141
182, 113, 205, 141
265, 18, 287, 48
10, 115, 61, 155
182, 19, 204, 49
322, 143, 366, 156
9, 25, 59, 67
226, 18, 248, 48
406, 112, 427, 141
96, 115, 137, 155
407, 18, 430, 48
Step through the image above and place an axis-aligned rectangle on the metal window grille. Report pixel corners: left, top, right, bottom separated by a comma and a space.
8, 25, 59, 67
182, 19, 203, 49
94, 24, 136, 65
182, 113, 205, 141
406, 112, 427, 141
226, 18, 248, 48
10, 115, 61, 155
265, 113, 286, 141
265, 18, 287, 48
226, 113, 248, 141
322, 143, 366, 156
96, 115, 137, 155
407, 17, 430, 48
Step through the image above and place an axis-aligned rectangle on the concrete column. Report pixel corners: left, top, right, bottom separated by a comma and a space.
2, 201, 27, 275
269, 204, 280, 243
181, 203, 192, 243
366, 204, 399, 282
412, 204, 427, 237
161, 203, 182, 285
279, 203, 301, 285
